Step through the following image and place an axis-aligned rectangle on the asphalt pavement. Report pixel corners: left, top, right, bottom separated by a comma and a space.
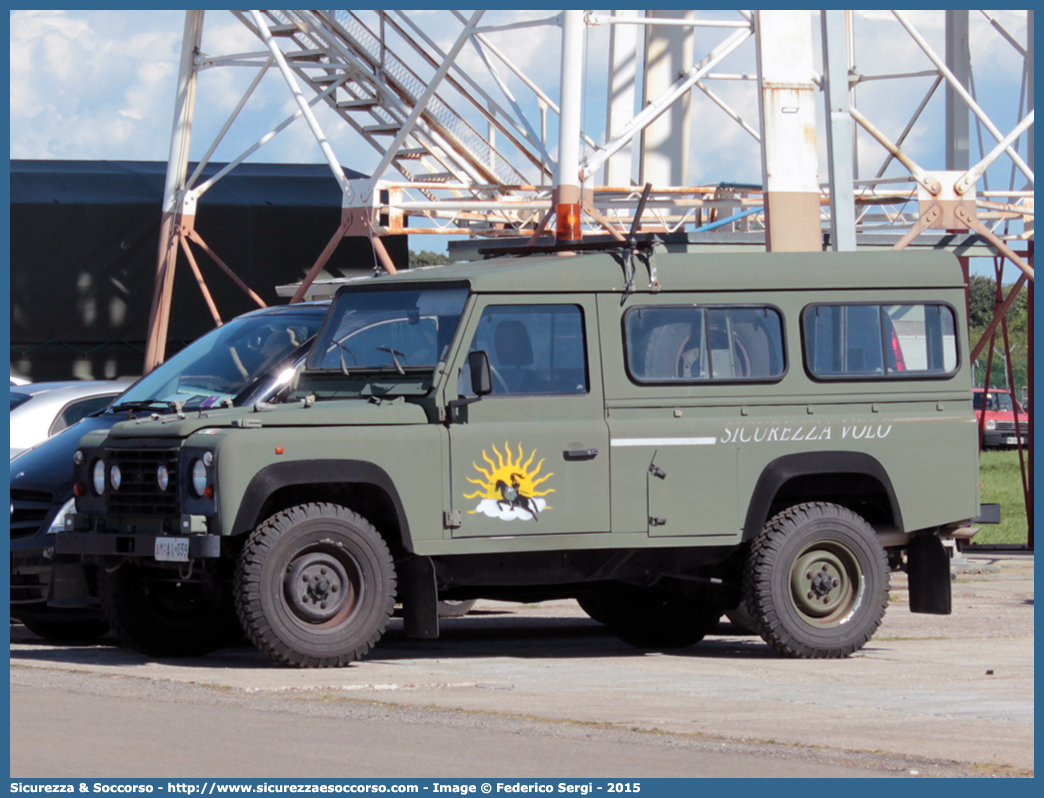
10, 551, 1034, 777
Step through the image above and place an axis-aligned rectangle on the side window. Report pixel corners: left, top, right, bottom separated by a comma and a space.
459, 305, 588, 395
625, 306, 785, 382
803, 304, 958, 379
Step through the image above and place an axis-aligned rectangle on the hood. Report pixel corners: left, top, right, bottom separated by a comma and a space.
104, 397, 430, 439
9, 415, 116, 496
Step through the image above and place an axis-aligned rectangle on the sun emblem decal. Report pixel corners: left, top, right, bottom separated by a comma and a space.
464, 442, 554, 521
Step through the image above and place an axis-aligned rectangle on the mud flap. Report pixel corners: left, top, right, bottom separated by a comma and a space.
398, 556, 440, 639
907, 533, 951, 615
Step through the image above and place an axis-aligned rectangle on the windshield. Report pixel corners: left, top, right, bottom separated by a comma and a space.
116, 311, 324, 411
309, 285, 469, 373
974, 391, 1015, 412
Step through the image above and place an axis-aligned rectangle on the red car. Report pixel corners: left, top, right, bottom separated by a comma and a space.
974, 388, 1029, 448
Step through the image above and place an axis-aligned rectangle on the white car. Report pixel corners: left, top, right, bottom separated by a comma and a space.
10, 382, 126, 459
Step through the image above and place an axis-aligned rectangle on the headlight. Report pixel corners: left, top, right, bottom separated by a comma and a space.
92, 460, 106, 495
191, 458, 208, 497
156, 464, 170, 491
985, 420, 996, 430
47, 498, 76, 535
109, 464, 122, 491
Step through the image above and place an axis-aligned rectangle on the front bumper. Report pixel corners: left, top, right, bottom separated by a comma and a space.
982, 428, 1029, 448
55, 530, 221, 559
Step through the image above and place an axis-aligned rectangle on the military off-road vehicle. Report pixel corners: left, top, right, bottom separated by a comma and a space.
61, 249, 978, 667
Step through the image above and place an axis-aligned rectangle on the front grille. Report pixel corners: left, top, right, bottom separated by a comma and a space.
995, 421, 1028, 433
11, 573, 47, 603
10, 489, 54, 539
105, 448, 181, 517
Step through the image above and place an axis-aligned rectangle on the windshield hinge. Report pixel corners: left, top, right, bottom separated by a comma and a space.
232, 418, 262, 429
444, 510, 462, 529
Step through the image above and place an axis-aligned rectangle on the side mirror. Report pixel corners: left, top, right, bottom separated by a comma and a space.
468, 350, 493, 396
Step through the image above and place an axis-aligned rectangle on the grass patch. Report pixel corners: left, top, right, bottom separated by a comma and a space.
974, 449, 1029, 545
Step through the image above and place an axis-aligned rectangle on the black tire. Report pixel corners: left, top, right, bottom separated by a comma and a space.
438, 599, 477, 618
581, 582, 722, 649
744, 502, 889, 659
576, 592, 614, 626
99, 563, 241, 658
21, 618, 110, 643
723, 603, 758, 635
235, 503, 396, 668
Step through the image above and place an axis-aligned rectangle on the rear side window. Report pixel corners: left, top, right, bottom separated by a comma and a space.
10, 393, 31, 411
625, 306, 786, 382
803, 303, 958, 379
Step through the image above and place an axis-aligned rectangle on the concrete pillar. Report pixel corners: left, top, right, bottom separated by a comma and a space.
640, 10, 693, 187
604, 10, 639, 187
755, 10, 822, 252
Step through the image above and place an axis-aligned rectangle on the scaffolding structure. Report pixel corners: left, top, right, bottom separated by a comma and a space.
144, 10, 1034, 545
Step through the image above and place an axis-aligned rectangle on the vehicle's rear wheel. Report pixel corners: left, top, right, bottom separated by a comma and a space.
21, 617, 110, 643
744, 502, 889, 659
235, 503, 396, 668
438, 599, 478, 618
99, 563, 241, 657
580, 582, 722, 649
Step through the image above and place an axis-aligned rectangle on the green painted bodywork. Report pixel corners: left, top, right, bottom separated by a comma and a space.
83, 250, 979, 558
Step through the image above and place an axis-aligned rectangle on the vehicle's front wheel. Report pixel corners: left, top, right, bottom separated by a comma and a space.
99, 563, 241, 657
235, 503, 396, 668
744, 502, 889, 659
580, 582, 722, 649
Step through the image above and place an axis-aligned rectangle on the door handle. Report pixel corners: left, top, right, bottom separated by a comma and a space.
563, 448, 599, 461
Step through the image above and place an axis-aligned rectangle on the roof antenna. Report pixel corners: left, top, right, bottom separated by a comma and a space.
621, 183, 652, 305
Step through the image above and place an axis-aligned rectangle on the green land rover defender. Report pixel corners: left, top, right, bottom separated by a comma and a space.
60, 250, 978, 667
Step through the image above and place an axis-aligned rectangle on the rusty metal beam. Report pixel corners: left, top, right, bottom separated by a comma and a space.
290, 213, 352, 304
970, 274, 1028, 363
144, 11, 204, 373
178, 235, 223, 327
184, 227, 267, 309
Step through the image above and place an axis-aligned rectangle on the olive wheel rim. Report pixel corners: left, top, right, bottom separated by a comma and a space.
283, 545, 361, 628
788, 540, 864, 628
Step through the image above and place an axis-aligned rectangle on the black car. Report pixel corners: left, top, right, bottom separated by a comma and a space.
10, 302, 328, 641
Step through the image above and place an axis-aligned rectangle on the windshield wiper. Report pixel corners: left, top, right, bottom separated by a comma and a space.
376, 346, 407, 376
108, 399, 184, 418
331, 341, 358, 376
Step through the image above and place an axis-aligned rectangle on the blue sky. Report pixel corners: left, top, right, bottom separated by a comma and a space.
9, 10, 1032, 272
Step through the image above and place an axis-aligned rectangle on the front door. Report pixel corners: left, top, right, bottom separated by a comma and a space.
447, 296, 610, 538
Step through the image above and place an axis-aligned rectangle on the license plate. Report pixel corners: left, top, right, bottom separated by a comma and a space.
155, 537, 190, 562
1005, 436, 1024, 445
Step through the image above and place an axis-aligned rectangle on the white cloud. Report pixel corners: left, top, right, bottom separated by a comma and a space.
10, 9, 183, 159
472, 497, 546, 522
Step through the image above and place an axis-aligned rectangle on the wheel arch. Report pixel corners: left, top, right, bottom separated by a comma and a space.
742, 451, 903, 542
231, 460, 414, 554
